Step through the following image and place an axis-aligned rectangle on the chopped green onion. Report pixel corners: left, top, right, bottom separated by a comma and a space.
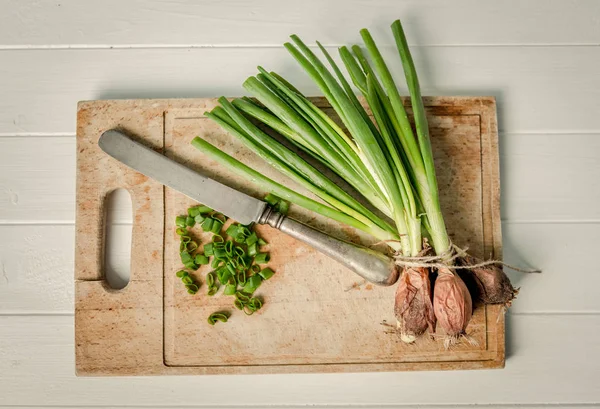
230, 257, 240, 270
188, 205, 212, 217
194, 214, 206, 224
197, 205, 213, 214
185, 216, 195, 227
226, 261, 237, 276
180, 251, 193, 264
226, 224, 240, 237
213, 247, 227, 260
234, 299, 244, 310
248, 242, 258, 257
243, 298, 262, 315
201, 217, 214, 232
212, 257, 225, 269
188, 206, 201, 217
246, 232, 258, 246
224, 282, 237, 295
234, 233, 246, 243
175, 269, 198, 295
176, 227, 188, 236
181, 235, 191, 243
175, 215, 187, 228
207, 312, 229, 325
212, 234, 224, 243
250, 297, 262, 310
203, 242, 214, 256
212, 213, 227, 223
251, 264, 261, 274
194, 254, 209, 265
259, 267, 275, 280
235, 291, 251, 303
210, 219, 224, 234
239, 255, 251, 269
242, 274, 263, 294
254, 252, 270, 264
185, 283, 199, 293
258, 238, 268, 246
217, 267, 231, 285
238, 270, 247, 286
185, 240, 198, 252
229, 274, 238, 285
206, 272, 216, 287
207, 272, 219, 296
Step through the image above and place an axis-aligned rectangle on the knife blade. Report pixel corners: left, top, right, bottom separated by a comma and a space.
98, 129, 399, 286
99, 129, 266, 225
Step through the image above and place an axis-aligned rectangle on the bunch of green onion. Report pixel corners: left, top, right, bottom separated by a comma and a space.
197, 21, 451, 258
193, 20, 511, 343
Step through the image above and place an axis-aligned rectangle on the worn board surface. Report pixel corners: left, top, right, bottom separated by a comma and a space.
75, 96, 502, 376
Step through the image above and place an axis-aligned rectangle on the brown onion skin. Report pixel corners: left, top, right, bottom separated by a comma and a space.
433, 267, 473, 338
394, 267, 436, 343
459, 256, 518, 305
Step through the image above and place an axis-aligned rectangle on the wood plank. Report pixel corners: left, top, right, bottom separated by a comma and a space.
0, 137, 77, 222
0, 314, 598, 405
4, 133, 600, 224
0, 225, 74, 313
500, 133, 600, 222
1, 47, 600, 135
1, 0, 599, 47
502, 222, 600, 314
0, 137, 133, 223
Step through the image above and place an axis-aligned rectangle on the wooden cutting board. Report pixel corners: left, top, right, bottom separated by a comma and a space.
75, 96, 503, 376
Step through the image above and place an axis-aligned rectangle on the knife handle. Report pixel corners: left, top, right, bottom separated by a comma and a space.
258, 206, 399, 286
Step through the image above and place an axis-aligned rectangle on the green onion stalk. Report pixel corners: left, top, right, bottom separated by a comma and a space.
195, 20, 487, 343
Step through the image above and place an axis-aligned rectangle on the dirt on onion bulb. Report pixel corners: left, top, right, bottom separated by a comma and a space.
459, 256, 518, 306
433, 267, 473, 344
394, 267, 436, 343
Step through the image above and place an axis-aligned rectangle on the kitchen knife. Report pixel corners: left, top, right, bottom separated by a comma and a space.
98, 129, 399, 286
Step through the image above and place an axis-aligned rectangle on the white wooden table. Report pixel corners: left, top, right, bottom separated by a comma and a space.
1, 0, 599, 407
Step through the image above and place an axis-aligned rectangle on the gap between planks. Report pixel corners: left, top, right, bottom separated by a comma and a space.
1, 311, 598, 317
0, 311, 74, 317
0, 132, 75, 138
1, 43, 600, 51
4, 131, 600, 138
0, 405, 597, 409
5, 220, 600, 226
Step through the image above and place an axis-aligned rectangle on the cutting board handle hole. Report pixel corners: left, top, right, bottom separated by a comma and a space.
103, 188, 132, 290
